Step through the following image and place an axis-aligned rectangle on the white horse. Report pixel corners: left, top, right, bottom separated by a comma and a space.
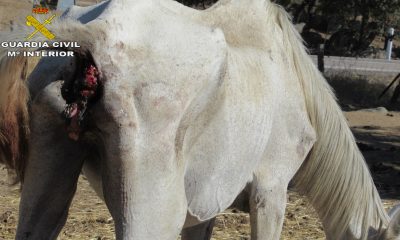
0, 0, 399, 239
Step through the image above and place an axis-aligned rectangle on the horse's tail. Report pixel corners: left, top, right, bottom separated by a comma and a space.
0, 50, 30, 182
265, 3, 389, 239
0, 23, 53, 183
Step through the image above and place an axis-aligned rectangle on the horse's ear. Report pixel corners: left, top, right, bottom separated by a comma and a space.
385, 206, 400, 239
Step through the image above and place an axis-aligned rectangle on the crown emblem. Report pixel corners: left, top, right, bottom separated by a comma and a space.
32, 6, 49, 14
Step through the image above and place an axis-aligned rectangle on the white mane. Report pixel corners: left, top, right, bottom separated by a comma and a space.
261, 3, 390, 239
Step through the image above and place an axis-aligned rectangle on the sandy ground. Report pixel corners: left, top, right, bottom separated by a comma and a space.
1, 1, 400, 239
0, 0, 31, 31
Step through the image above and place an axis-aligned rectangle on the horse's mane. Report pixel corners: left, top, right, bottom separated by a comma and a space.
264, 3, 390, 239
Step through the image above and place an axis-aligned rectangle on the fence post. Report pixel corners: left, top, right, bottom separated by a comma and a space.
318, 44, 325, 73
386, 27, 395, 61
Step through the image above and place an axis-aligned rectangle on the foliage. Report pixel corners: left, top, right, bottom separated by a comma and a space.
275, 0, 400, 56
175, 0, 400, 56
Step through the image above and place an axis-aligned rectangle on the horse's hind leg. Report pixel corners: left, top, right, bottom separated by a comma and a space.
181, 218, 216, 240
16, 82, 85, 239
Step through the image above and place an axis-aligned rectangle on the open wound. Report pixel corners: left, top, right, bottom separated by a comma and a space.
62, 58, 102, 141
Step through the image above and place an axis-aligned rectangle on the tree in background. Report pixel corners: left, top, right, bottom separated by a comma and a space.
276, 0, 400, 56
175, 0, 400, 57
320, 0, 400, 56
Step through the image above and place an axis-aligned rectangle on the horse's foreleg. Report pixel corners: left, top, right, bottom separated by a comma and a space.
181, 218, 216, 240
249, 120, 315, 240
16, 82, 85, 239
249, 176, 288, 240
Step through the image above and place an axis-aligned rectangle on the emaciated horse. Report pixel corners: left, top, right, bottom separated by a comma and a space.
0, 0, 399, 239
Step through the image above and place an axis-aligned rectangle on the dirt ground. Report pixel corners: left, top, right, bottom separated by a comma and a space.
1, 0, 400, 239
